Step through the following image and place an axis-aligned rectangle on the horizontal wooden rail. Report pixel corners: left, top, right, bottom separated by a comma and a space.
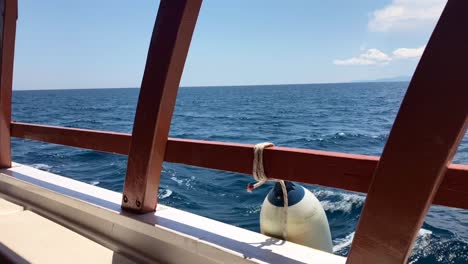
11, 122, 131, 154
10, 121, 468, 209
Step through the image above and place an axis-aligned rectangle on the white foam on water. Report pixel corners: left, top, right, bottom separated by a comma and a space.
409, 228, 433, 264
332, 228, 433, 258
169, 175, 195, 189
30, 163, 52, 171
414, 228, 433, 252
246, 205, 261, 214
159, 189, 173, 199
418, 228, 432, 237
313, 189, 365, 213
89, 180, 100, 186
170, 176, 183, 185
333, 232, 355, 253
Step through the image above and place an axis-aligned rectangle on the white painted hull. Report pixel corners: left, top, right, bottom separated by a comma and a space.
0, 163, 345, 263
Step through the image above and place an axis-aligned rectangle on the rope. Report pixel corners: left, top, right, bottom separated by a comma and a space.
247, 142, 288, 240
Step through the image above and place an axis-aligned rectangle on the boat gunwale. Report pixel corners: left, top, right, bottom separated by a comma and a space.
0, 163, 346, 264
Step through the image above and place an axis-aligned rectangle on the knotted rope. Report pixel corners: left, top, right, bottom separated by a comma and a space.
247, 142, 288, 240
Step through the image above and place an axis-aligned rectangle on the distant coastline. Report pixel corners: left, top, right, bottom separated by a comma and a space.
351, 76, 411, 83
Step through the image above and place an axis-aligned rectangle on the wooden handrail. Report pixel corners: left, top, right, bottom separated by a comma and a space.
11, 121, 468, 209
11, 122, 131, 154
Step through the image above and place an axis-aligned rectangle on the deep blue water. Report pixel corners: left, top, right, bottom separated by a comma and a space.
12, 82, 468, 263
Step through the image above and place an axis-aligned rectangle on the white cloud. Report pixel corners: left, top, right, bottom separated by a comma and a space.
361, 49, 392, 62
333, 58, 376, 66
393, 46, 425, 59
334, 46, 425, 66
369, 0, 446, 32
333, 49, 391, 66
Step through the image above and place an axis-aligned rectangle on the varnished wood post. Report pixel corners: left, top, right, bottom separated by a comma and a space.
122, 0, 202, 212
0, 0, 16, 168
347, 1, 468, 263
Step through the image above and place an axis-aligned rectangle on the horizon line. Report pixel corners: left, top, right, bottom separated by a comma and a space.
13, 80, 410, 92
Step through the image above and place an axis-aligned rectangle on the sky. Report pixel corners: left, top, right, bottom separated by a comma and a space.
13, 0, 446, 90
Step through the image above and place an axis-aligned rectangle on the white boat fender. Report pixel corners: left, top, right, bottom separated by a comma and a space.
260, 181, 333, 253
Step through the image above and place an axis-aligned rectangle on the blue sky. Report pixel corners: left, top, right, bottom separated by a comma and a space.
13, 0, 446, 90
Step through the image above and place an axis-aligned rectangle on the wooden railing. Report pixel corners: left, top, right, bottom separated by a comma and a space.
1, 0, 467, 263
10, 121, 468, 210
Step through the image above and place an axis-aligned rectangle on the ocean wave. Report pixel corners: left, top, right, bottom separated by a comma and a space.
333, 228, 468, 263
312, 189, 365, 213
409, 229, 468, 264
170, 176, 184, 185
410, 229, 433, 259
328, 132, 387, 141
169, 176, 197, 188
246, 205, 261, 215
281, 132, 388, 148
30, 163, 52, 171
175, 112, 237, 119
333, 229, 433, 256
333, 232, 354, 253
158, 189, 173, 200
89, 180, 100, 186
164, 166, 196, 189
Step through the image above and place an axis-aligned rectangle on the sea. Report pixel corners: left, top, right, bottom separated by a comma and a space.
11, 82, 468, 263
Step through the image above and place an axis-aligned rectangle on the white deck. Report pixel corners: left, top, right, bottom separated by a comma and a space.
0, 163, 346, 263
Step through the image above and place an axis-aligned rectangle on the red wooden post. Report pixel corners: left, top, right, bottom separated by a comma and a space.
0, 0, 17, 168
347, 1, 468, 263
122, 0, 202, 212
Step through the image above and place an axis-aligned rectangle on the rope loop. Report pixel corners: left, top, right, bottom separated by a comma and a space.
247, 142, 288, 240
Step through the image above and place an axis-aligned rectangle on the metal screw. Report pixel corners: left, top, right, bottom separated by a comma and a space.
123, 195, 128, 203
136, 200, 141, 207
